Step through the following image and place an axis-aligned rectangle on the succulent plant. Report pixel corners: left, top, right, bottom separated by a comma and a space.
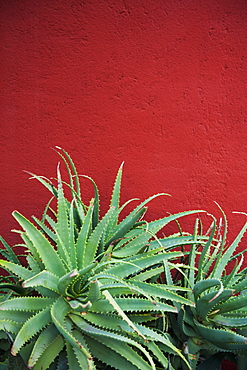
0, 148, 203, 370
157, 211, 247, 369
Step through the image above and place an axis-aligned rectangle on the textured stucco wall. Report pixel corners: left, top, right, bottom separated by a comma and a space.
1, 4, 247, 368
1, 0, 247, 252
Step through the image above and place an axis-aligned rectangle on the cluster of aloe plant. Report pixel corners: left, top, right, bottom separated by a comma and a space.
156, 211, 247, 369
0, 147, 246, 370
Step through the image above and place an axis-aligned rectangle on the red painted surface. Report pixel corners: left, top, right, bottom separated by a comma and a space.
1, 1, 247, 368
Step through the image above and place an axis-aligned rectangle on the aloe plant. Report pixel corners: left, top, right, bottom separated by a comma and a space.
0, 148, 204, 370
157, 210, 247, 370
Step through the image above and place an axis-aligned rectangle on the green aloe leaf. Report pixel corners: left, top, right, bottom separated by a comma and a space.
94, 336, 153, 370
0, 297, 55, 312
114, 193, 170, 239
80, 176, 99, 230
0, 319, 22, 334
26, 254, 41, 274
70, 314, 156, 370
187, 218, 200, 289
106, 250, 184, 279
12, 212, 67, 277
87, 280, 101, 303
193, 279, 222, 301
82, 206, 115, 267
12, 306, 52, 355
146, 341, 170, 369
75, 201, 94, 270
127, 280, 195, 306
83, 311, 132, 332
212, 314, 247, 327
197, 216, 217, 280
211, 221, 247, 279
105, 207, 147, 249
177, 306, 198, 338
148, 210, 205, 235
0, 284, 28, 296
196, 289, 233, 322
129, 266, 164, 282
57, 270, 79, 297
99, 286, 148, 340
0, 310, 31, 323
90, 297, 177, 314
112, 232, 152, 258
56, 165, 71, 266
68, 201, 77, 268
43, 214, 57, 233
216, 295, 247, 314
0, 236, 21, 265
54, 146, 81, 198
50, 297, 93, 364
231, 277, 247, 294
66, 333, 91, 370
85, 335, 140, 370
24, 171, 57, 197
27, 324, 60, 368
110, 162, 123, 209
32, 216, 57, 243
136, 321, 190, 368
149, 234, 208, 251
0, 259, 34, 281
223, 257, 244, 288
21, 233, 44, 271
22, 270, 60, 294
32, 334, 65, 370
105, 162, 124, 237
195, 320, 247, 351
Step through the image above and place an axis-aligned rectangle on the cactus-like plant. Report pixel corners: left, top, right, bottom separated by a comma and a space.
0, 148, 203, 370
155, 210, 247, 370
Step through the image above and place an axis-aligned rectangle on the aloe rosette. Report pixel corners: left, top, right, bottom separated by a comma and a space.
0, 148, 204, 370
161, 212, 247, 370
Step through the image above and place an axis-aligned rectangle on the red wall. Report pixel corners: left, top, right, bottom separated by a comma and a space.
1, 0, 247, 247
1, 2, 247, 369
